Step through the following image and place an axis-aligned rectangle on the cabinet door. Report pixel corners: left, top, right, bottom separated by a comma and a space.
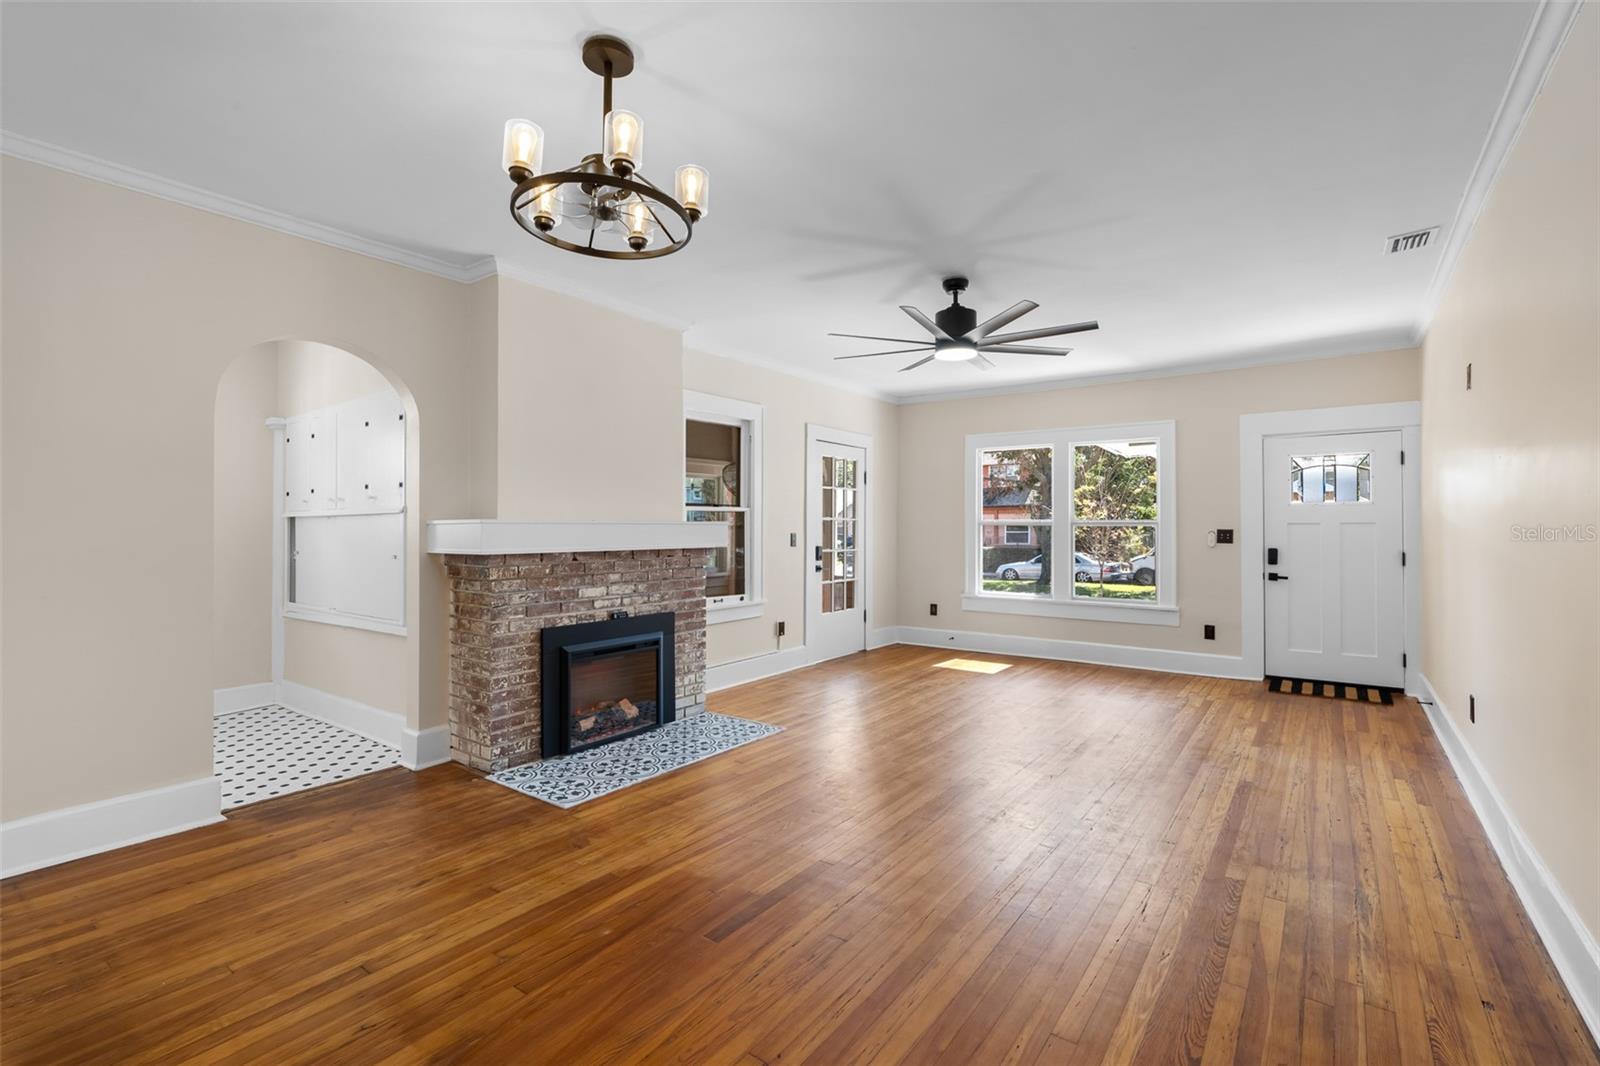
306, 411, 337, 510
284, 415, 313, 512
370, 397, 407, 511
335, 394, 405, 512
336, 395, 377, 510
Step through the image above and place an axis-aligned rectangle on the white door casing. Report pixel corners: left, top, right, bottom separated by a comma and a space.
806, 427, 869, 664
1263, 430, 1405, 686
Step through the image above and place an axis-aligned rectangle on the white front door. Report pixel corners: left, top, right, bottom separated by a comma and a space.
1263, 431, 1405, 687
807, 438, 867, 663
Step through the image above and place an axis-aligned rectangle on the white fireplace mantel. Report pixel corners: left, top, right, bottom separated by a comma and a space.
426, 520, 726, 556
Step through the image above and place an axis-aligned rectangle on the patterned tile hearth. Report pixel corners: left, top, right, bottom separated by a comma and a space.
487, 711, 782, 809
214, 705, 400, 809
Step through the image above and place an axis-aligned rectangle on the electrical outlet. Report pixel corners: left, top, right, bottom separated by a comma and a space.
1203, 624, 1216, 640
776, 620, 786, 638
929, 603, 938, 616
1469, 693, 1476, 723
1215, 529, 1234, 544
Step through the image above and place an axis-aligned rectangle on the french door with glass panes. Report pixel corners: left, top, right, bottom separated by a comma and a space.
807, 436, 867, 663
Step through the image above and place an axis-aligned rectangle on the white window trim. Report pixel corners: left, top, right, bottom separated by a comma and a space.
963, 421, 1178, 627
283, 602, 408, 637
685, 390, 764, 624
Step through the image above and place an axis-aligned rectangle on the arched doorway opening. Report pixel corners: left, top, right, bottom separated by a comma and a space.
212, 339, 419, 809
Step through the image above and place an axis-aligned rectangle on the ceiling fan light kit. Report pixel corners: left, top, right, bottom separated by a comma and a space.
500, 35, 708, 260
831, 277, 1100, 373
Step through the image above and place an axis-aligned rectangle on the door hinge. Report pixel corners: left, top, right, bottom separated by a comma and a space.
1402, 652, 1408, 668
1401, 551, 1407, 566
1400, 449, 1405, 465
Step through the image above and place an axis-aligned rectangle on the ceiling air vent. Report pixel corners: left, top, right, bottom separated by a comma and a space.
1384, 227, 1439, 255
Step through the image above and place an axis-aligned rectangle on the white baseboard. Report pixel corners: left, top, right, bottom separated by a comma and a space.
0, 775, 224, 879
279, 680, 404, 750
706, 645, 812, 692
401, 725, 452, 770
213, 681, 279, 716
1416, 674, 1600, 1043
890, 625, 1256, 680
867, 626, 898, 650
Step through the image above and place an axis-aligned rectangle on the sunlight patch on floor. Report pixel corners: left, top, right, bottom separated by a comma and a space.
934, 658, 1012, 674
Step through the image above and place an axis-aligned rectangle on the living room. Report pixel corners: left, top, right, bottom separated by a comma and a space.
1, 3, 1595, 1061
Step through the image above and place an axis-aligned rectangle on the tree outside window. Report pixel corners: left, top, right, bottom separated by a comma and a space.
1072, 441, 1158, 601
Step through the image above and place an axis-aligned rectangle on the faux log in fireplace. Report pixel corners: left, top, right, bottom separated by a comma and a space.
541, 612, 677, 758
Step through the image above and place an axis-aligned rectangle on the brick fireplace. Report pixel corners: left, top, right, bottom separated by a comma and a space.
434, 525, 717, 773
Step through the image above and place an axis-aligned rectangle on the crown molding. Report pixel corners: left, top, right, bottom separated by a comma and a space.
0, 130, 488, 283
1412, 0, 1586, 345
890, 326, 1419, 406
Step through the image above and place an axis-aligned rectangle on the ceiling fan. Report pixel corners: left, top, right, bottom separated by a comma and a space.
830, 276, 1099, 372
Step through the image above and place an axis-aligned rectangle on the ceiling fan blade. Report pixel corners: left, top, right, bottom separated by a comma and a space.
834, 346, 935, 360
900, 305, 952, 340
981, 320, 1100, 345
972, 353, 997, 371
828, 332, 930, 345
972, 300, 1039, 339
899, 355, 937, 372
980, 344, 1073, 356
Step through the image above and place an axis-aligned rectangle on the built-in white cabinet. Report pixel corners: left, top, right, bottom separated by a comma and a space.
281, 390, 408, 630
283, 393, 405, 517
289, 513, 405, 626
283, 411, 337, 512
335, 392, 407, 512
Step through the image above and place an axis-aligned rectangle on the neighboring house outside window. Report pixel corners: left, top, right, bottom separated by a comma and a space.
964, 421, 1177, 627
982, 459, 1040, 547
684, 391, 765, 623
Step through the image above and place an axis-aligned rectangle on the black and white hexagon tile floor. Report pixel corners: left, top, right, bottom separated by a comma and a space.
213, 705, 399, 809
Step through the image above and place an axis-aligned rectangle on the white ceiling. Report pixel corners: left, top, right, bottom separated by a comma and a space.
1, 2, 1537, 398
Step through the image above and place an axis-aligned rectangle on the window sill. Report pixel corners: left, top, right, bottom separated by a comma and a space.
960, 593, 1179, 627
707, 598, 767, 624
284, 604, 408, 636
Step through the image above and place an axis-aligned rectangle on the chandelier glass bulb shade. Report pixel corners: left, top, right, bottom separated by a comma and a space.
674, 164, 709, 220
603, 109, 643, 176
500, 36, 706, 260
501, 120, 543, 179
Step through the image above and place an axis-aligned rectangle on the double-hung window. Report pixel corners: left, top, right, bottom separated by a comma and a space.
965, 421, 1176, 625
684, 391, 764, 622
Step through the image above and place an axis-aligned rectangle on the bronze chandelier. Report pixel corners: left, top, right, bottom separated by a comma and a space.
500, 36, 708, 260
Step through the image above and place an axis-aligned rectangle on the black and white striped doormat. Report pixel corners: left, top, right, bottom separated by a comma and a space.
1266, 677, 1396, 704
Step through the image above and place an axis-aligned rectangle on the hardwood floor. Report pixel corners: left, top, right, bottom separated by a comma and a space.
3, 646, 1594, 1064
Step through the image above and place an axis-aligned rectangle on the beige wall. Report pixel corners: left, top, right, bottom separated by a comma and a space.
683, 350, 902, 666
212, 345, 278, 690
283, 622, 409, 715
496, 276, 683, 523
895, 349, 1421, 656
276, 338, 393, 414
1, 157, 488, 821
1420, 7, 1598, 938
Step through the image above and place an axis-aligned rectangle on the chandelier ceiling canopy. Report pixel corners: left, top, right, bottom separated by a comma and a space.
500, 35, 707, 261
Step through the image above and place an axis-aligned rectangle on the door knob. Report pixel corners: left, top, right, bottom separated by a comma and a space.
1268, 573, 1289, 581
